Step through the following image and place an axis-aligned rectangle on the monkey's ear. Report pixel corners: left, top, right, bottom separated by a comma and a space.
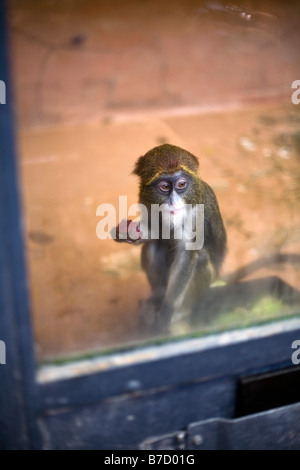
133, 154, 147, 177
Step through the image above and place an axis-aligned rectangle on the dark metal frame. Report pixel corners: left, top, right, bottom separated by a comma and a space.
0, 1, 40, 448
1, 1, 300, 449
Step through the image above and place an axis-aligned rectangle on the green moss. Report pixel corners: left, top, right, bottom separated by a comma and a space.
211, 279, 227, 287
206, 296, 283, 330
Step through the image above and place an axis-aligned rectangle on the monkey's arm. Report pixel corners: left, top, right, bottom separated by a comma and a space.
202, 181, 227, 275
157, 248, 204, 327
140, 247, 201, 331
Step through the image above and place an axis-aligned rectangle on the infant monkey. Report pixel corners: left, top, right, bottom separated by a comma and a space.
114, 144, 227, 332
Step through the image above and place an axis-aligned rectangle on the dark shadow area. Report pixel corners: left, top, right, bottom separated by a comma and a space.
193, 275, 300, 328
223, 253, 300, 284
235, 365, 300, 418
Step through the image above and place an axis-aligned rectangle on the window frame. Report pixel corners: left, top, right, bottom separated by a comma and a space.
1, 1, 300, 449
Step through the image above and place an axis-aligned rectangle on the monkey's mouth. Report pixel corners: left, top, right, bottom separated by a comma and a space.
170, 207, 185, 215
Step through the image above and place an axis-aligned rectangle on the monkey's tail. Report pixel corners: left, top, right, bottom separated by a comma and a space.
222, 253, 300, 285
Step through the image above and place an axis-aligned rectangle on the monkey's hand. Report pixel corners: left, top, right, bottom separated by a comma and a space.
112, 219, 143, 244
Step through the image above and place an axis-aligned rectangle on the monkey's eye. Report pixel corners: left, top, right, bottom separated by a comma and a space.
175, 179, 188, 190
158, 181, 171, 192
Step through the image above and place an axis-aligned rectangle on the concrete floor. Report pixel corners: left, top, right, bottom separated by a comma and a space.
8, 0, 300, 360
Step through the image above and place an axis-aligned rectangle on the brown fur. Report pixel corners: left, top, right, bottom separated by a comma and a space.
128, 143, 227, 332
133, 144, 199, 185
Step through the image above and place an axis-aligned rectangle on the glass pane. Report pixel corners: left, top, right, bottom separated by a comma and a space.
9, 0, 300, 363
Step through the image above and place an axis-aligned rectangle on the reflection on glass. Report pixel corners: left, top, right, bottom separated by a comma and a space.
9, 0, 300, 362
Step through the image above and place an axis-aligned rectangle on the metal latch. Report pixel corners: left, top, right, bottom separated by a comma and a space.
141, 401, 300, 450
141, 366, 300, 450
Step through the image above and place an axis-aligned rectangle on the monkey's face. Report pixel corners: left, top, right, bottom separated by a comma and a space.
139, 169, 200, 206
153, 172, 189, 214
137, 171, 190, 236
138, 168, 203, 246
134, 143, 202, 211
